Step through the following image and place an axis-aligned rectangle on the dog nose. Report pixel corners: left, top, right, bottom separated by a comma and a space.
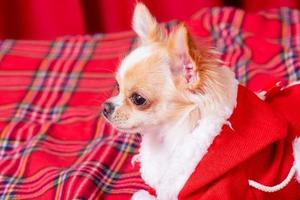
102, 102, 115, 118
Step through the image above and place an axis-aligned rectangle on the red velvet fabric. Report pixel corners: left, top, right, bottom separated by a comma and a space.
179, 84, 300, 199
0, 0, 300, 40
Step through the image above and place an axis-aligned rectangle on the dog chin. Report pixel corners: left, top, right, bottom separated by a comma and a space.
102, 116, 141, 134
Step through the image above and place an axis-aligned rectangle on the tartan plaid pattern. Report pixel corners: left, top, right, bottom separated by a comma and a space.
0, 8, 299, 199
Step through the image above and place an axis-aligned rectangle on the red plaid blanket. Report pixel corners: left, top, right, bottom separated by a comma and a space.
0, 8, 299, 199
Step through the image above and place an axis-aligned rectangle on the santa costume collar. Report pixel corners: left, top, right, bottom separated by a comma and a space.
139, 84, 300, 199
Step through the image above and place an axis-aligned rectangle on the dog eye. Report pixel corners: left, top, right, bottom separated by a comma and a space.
131, 93, 146, 106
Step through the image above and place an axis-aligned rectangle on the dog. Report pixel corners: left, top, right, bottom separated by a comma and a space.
102, 3, 300, 200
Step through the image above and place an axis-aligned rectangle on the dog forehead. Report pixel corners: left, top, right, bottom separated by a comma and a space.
118, 45, 157, 79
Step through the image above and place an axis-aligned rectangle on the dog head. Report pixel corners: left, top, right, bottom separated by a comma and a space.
102, 3, 237, 134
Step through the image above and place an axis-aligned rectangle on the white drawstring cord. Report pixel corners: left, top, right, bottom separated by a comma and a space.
248, 165, 296, 192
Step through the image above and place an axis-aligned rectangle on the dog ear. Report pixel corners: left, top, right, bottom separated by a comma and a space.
168, 25, 216, 93
132, 3, 166, 43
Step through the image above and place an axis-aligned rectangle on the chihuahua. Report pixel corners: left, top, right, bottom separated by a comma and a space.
102, 3, 238, 200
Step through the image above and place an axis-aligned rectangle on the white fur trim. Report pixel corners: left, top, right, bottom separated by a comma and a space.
139, 115, 234, 199
225, 120, 234, 131
131, 190, 156, 200
293, 137, 300, 182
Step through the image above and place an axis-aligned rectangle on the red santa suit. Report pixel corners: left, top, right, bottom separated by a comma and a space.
177, 83, 300, 199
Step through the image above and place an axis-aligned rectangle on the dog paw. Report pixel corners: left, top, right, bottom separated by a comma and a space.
131, 190, 156, 200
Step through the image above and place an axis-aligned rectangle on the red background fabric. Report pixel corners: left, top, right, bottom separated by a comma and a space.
0, 7, 300, 199
0, 0, 300, 40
